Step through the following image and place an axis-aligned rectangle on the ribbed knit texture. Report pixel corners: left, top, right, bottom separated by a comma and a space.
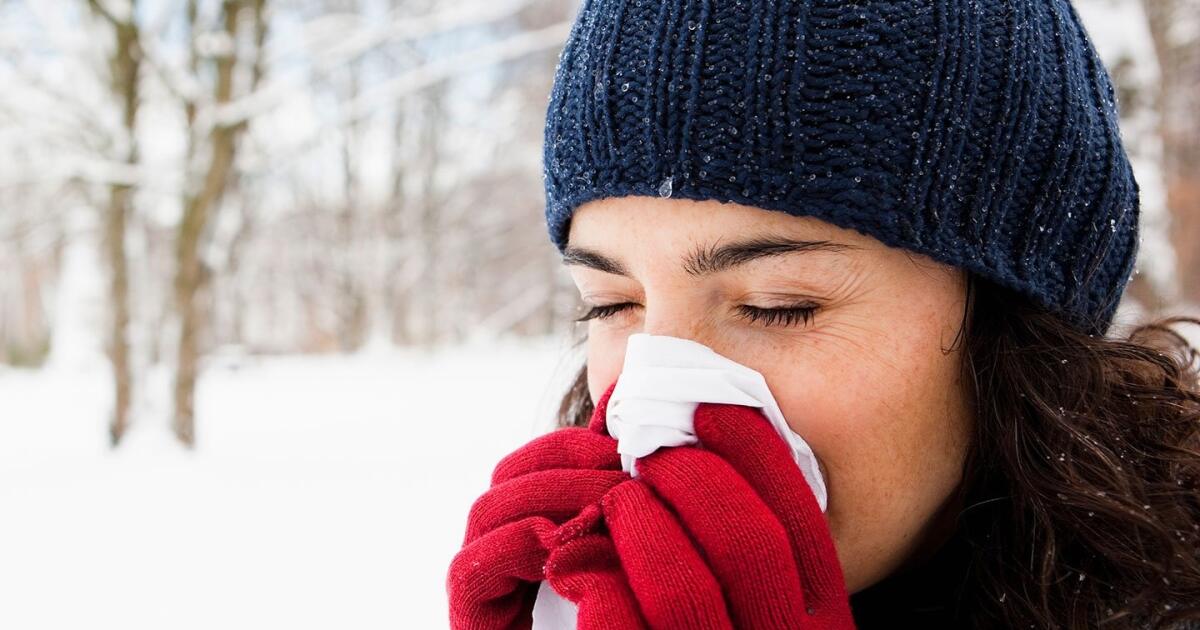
446, 381, 858, 629
542, 0, 1140, 335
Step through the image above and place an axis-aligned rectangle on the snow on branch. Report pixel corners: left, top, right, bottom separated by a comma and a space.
200, 0, 544, 131
337, 20, 571, 125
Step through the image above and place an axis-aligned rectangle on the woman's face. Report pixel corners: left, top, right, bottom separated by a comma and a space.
563, 195, 975, 593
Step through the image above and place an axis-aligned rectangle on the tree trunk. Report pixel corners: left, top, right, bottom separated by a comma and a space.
1142, 0, 1200, 307
87, 0, 141, 447
105, 183, 134, 446
418, 88, 445, 347
173, 0, 268, 447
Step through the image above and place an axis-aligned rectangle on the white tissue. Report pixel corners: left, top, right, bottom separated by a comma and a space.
606, 333, 827, 510
532, 333, 828, 630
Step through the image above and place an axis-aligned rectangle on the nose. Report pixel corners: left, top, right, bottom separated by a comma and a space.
640, 299, 716, 350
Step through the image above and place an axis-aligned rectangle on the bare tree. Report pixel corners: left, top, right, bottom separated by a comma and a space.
85, 0, 140, 446
1142, 0, 1200, 305
173, 0, 269, 447
331, 0, 370, 351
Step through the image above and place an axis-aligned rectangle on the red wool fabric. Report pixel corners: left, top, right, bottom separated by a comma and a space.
446, 380, 857, 629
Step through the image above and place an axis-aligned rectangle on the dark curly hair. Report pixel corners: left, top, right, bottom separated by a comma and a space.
553, 274, 1200, 629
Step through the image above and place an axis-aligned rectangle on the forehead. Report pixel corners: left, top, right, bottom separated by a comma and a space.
566, 195, 885, 252
563, 198, 889, 288
563, 195, 962, 286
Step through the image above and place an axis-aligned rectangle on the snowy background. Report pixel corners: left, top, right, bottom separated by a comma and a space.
1, 335, 578, 628
1, 0, 1197, 628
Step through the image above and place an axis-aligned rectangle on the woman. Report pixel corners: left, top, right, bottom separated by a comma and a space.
450, 0, 1200, 627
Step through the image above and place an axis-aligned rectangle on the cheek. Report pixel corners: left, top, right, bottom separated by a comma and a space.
585, 327, 629, 404
767, 326, 972, 591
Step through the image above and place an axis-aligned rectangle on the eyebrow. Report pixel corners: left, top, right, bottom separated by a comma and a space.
561, 236, 860, 277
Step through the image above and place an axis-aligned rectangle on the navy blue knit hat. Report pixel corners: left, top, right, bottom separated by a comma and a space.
541, 0, 1140, 336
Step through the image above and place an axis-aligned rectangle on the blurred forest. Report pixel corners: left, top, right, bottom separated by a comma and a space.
0, 0, 580, 446
0, 0, 1196, 448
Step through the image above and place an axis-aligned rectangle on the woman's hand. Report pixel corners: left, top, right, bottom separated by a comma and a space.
447, 381, 856, 629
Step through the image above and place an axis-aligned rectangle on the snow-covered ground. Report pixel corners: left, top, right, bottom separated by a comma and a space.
0, 336, 584, 629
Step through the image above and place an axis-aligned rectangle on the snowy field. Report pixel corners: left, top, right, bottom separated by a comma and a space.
0, 336, 583, 629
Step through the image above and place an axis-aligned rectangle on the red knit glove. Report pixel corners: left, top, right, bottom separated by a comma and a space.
446, 381, 856, 629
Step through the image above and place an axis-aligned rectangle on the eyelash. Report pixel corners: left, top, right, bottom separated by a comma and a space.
574, 302, 818, 328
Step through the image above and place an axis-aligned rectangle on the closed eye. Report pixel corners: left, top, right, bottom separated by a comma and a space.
737, 304, 817, 327
574, 302, 818, 328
